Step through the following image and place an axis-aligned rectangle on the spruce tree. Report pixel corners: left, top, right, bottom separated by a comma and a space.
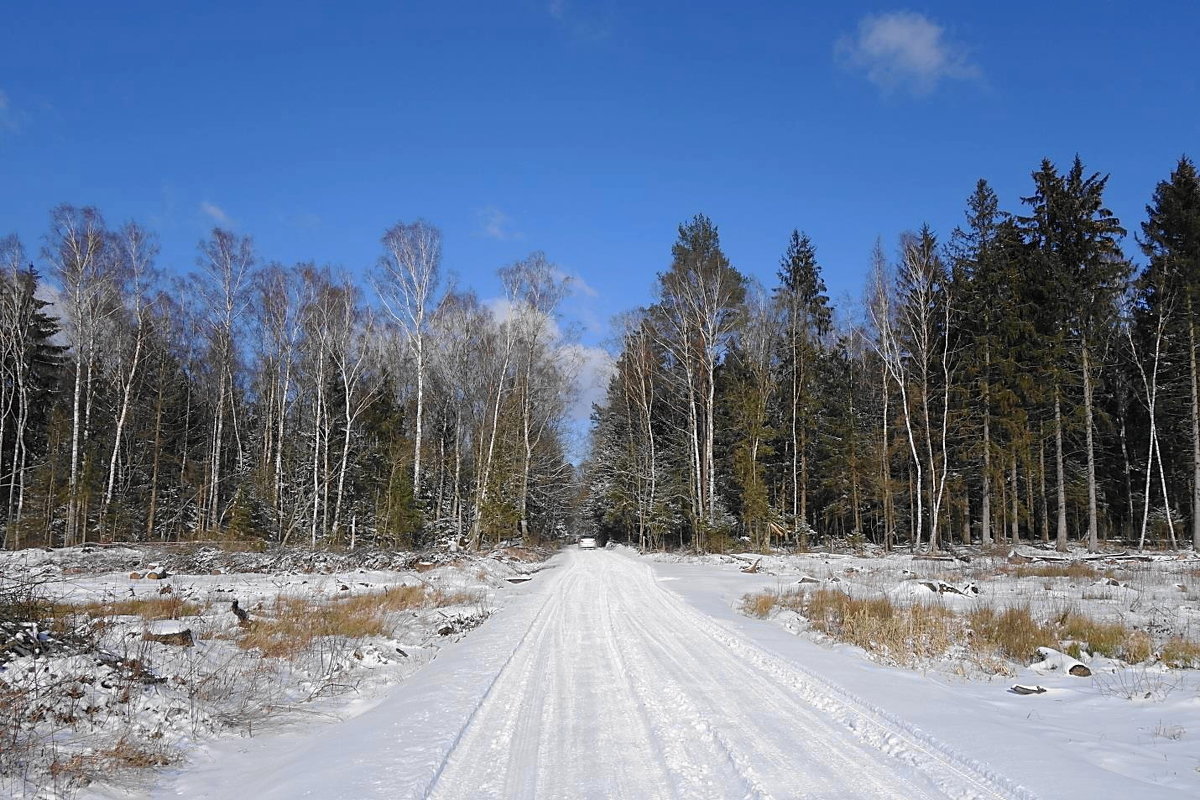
774, 231, 831, 537
1020, 156, 1128, 551
1140, 156, 1200, 549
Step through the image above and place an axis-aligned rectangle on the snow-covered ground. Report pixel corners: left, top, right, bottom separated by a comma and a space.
653, 546, 1200, 798
0, 544, 547, 798
5, 543, 1199, 798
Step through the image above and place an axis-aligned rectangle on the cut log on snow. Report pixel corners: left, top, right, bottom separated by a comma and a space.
1009, 684, 1047, 695
1032, 646, 1092, 677
913, 579, 979, 596
143, 629, 194, 647
912, 554, 969, 563
740, 558, 762, 574
1008, 545, 1152, 564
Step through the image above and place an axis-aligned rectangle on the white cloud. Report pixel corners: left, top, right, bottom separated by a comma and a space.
0, 89, 22, 134
561, 269, 598, 299
562, 342, 615, 422
545, 0, 612, 41
477, 206, 520, 240
836, 12, 979, 96
200, 201, 234, 227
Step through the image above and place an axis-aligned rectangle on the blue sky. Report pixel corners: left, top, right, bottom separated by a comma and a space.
2, 0, 1198, 348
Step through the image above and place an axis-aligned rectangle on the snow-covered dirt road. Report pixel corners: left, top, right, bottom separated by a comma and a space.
155, 548, 1027, 799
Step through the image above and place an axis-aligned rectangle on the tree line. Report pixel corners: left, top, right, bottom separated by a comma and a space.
0, 211, 580, 550
585, 155, 1200, 553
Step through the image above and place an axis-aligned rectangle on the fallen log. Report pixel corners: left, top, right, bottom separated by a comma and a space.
143, 629, 194, 647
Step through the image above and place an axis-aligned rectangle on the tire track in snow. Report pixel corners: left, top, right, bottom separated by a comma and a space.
426, 548, 1034, 800
631, 555, 1038, 800
617, 560, 941, 799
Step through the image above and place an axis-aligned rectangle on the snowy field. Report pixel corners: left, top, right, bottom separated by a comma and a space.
2, 542, 1199, 798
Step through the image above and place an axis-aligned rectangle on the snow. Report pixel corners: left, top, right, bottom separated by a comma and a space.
5, 544, 1200, 798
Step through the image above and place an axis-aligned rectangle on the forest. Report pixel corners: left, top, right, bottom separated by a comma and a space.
0, 216, 579, 551
2, 154, 1198, 555
585, 155, 1200, 554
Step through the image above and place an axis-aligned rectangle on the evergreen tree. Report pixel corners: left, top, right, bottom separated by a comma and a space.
1020, 156, 1128, 551
653, 215, 745, 548
0, 242, 66, 547
773, 231, 831, 538
1140, 156, 1200, 549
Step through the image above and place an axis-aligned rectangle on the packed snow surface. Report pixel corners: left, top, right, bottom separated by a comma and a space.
147, 548, 1053, 799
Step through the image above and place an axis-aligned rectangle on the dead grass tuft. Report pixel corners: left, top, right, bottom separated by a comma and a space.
800, 588, 958, 666
1161, 636, 1200, 668
63, 595, 203, 621
48, 736, 175, 785
1009, 561, 1096, 580
740, 592, 778, 618
238, 584, 474, 660
1058, 613, 1131, 658
236, 595, 389, 659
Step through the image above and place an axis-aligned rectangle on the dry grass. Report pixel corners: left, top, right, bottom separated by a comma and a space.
968, 606, 1055, 662
333, 583, 475, 614
236, 595, 389, 659
1008, 561, 1096, 580
743, 587, 961, 666
739, 588, 804, 618
740, 592, 780, 618
806, 589, 960, 665
1161, 637, 1200, 667
48, 736, 175, 785
65, 596, 203, 621
742, 586, 1181, 672
238, 584, 477, 660
1058, 613, 1133, 659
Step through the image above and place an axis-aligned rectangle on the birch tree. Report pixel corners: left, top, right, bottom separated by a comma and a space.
653, 215, 745, 548
376, 220, 441, 498
100, 222, 158, 537
195, 228, 255, 532
44, 205, 114, 545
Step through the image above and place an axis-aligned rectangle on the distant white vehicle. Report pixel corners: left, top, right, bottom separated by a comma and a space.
579, 536, 597, 549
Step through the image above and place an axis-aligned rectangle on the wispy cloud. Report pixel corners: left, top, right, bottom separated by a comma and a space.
561, 269, 598, 299
545, 0, 612, 41
563, 342, 615, 422
836, 12, 979, 96
200, 201, 234, 227
477, 206, 521, 241
0, 89, 25, 135
287, 211, 323, 230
